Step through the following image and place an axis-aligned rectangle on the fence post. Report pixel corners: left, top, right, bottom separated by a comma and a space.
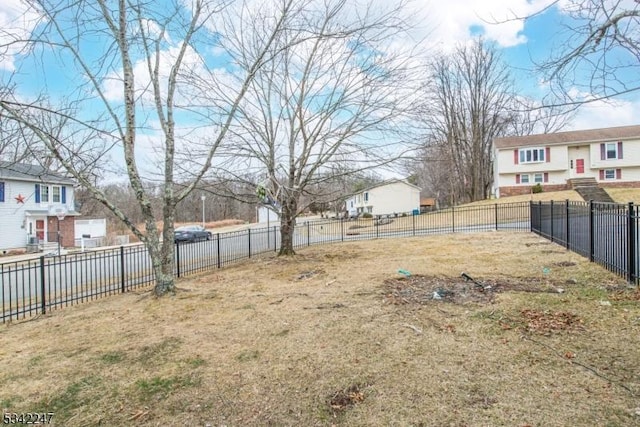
452, 206, 455, 233
248, 228, 252, 258
538, 201, 542, 233
376, 217, 379, 238
565, 199, 570, 250
589, 200, 595, 262
273, 226, 277, 252
307, 222, 311, 246
494, 203, 498, 231
176, 242, 181, 278
39, 255, 46, 315
550, 200, 554, 242
412, 213, 416, 236
217, 233, 221, 268
120, 246, 126, 293
628, 202, 636, 283
341, 218, 344, 242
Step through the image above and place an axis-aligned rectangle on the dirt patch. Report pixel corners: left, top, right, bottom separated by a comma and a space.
525, 241, 552, 247
553, 261, 577, 267
328, 384, 367, 415
520, 309, 584, 335
296, 269, 324, 280
610, 288, 640, 301
383, 274, 565, 305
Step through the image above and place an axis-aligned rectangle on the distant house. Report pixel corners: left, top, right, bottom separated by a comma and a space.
420, 197, 436, 213
257, 206, 279, 224
0, 162, 80, 251
346, 179, 421, 217
493, 125, 640, 197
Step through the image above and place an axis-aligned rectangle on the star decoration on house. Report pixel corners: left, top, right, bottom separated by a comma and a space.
15, 194, 25, 204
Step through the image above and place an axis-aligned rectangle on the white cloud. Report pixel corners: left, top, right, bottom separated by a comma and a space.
411, 0, 556, 49
102, 42, 208, 102
0, 0, 42, 71
567, 98, 640, 131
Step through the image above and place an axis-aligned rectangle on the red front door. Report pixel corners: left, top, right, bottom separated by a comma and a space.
576, 159, 585, 174
35, 220, 45, 241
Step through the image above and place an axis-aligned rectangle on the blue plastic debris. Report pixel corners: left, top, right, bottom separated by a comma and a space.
398, 269, 411, 277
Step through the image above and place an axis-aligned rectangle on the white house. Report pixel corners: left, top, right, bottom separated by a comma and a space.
493, 125, 640, 197
346, 179, 421, 217
0, 162, 80, 251
257, 206, 279, 225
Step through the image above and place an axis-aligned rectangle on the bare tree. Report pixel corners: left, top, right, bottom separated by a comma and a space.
541, 0, 640, 102
220, 0, 420, 255
0, 0, 291, 295
422, 39, 517, 203
494, 1, 640, 104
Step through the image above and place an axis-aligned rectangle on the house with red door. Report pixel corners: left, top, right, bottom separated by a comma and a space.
0, 162, 79, 252
493, 125, 640, 198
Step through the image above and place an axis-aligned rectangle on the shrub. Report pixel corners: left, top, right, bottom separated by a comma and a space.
362, 212, 373, 219
532, 183, 543, 194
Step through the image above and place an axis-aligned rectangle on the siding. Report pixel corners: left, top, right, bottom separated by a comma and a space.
0, 180, 76, 250
0, 180, 38, 249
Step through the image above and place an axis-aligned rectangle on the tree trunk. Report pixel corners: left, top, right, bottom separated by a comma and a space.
278, 197, 297, 256
148, 237, 176, 296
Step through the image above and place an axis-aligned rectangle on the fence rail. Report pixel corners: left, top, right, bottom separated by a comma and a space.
530, 200, 639, 284
2, 201, 530, 323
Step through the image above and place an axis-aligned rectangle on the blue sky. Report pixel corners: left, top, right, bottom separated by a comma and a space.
0, 0, 638, 135
412, 0, 640, 130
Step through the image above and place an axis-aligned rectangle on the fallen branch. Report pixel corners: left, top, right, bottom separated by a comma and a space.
401, 323, 423, 335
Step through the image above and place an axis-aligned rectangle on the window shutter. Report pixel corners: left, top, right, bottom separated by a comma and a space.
544, 173, 549, 183
514, 149, 519, 165
61, 186, 66, 204
616, 169, 622, 180
545, 147, 550, 163
35, 184, 40, 203
515, 174, 520, 184
0, 182, 4, 202
599, 170, 604, 180
618, 141, 623, 159
600, 143, 605, 160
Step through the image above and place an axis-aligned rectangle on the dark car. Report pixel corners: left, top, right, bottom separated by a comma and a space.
174, 225, 212, 243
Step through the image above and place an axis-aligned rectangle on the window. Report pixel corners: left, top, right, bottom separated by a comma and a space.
41, 185, 49, 203
534, 173, 544, 183
52, 185, 61, 203
0, 182, 4, 202
519, 148, 545, 163
601, 142, 623, 160
364, 192, 369, 202
604, 169, 616, 180
520, 174, 530, 184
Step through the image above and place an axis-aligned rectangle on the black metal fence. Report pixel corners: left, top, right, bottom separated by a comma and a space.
530, 200, 639, 284
1, 202, 532, 323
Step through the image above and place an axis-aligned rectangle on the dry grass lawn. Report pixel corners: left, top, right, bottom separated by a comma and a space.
606, 188, 640, 204
466, 190, 584, 206
1, 232, 640, 426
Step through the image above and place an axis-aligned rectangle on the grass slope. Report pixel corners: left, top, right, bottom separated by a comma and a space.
1, 233, 639, 426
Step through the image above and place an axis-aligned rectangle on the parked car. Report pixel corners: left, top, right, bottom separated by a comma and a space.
174, 225, 212, 243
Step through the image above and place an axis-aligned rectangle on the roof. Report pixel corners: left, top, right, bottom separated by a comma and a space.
0, 161, 76, 185
494, 124, 640, 150
360, 179, 422, 193
420, 197, 435, 206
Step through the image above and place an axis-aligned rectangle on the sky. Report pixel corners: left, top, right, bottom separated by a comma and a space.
0, 0, 638, 140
